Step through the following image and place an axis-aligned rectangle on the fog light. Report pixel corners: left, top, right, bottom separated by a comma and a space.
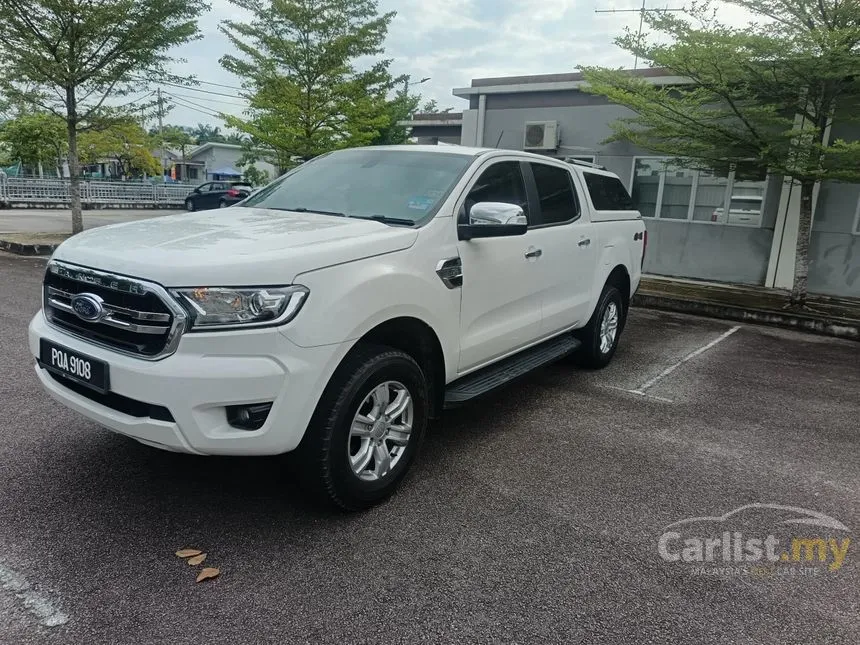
227, 403, 273, 430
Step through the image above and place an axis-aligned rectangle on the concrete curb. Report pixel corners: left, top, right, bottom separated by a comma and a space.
633, 293, 859, 341
0, 239, 60, 256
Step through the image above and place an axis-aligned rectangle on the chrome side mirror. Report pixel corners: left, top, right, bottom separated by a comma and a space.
459, 202, 528, 240
469, 202, 527, 226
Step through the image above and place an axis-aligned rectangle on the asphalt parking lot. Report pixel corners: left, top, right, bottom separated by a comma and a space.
0, 209, 180, 234
1, 251, 858, 645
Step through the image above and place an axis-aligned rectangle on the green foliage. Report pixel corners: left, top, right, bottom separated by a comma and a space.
220, 0, 396, 161
0, 112, 67, 173
0, 0, 208, 231
370, 90, 421, 146
79, 121, 162, 177
241, 164, 270, 186
581, 0, 860, 185
582, 0, 860, 303
159, 125, 197, 157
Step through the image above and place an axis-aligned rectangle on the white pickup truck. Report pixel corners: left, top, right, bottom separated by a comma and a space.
29, 146, 646, 509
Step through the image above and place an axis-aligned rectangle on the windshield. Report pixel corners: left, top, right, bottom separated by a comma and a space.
242, 148, 474, 224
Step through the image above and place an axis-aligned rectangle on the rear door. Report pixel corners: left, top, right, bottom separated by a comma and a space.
524, 161, 597, 335
204, 182, 227, 208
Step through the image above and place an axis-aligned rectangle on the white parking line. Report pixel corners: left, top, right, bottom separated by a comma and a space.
0, 563, 69, 628
614, 325, 742, 402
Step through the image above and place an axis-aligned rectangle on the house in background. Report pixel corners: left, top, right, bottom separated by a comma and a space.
169, 142, 278, 184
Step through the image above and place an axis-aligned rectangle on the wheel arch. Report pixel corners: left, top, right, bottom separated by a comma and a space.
351, 316, 446, 418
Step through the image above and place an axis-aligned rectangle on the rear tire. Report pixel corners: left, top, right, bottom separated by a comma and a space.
185, 198, 195, 212
292, 344, 429, 511
573, 283, 625, 369
219, 199, 228, 208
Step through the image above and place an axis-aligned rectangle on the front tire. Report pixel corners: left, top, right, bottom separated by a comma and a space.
573, 284, 625, 369
185, 198, 195, 212
293, 344, 429, 511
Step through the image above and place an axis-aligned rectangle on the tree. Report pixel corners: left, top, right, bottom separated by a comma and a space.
582, 0, 860, 305
160, 125, 196, 158
220, 0, 396, 161
370, 89, 420, 146
418, 99, 454, 115
191, 123, 226, 144
0, 0, 207, 233
80, 120, 161, 178
0, 112, 67, 175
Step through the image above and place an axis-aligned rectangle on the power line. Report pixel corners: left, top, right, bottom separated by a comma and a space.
166, 91, 248, 108
167, 93, 235, 117
594, 1, 684, 69
134, 76, 247, 99
168, 95, 222, 119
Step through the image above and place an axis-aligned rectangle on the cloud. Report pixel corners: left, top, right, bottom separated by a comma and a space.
157, 0, 757, 128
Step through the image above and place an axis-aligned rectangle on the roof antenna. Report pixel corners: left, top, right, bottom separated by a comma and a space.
494, 130, 504, 148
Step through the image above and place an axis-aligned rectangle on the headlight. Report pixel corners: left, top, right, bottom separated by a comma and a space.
171, 285, 309, 330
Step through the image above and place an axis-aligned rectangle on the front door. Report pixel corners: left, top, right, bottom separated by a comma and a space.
457, 159, 543, 373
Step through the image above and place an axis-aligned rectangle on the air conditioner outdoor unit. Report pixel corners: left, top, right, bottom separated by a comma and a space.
523, 121, 559, 150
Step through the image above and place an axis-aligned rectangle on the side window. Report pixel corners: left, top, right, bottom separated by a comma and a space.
584, 172, 635, 210
530, 163, 579, 225
197, 182, 211, 192
465, 161, 529, 221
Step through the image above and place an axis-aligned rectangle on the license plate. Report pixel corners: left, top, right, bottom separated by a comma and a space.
39, 339, 109, 393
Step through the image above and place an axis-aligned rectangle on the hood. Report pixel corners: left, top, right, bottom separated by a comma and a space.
52, 208, 418, 286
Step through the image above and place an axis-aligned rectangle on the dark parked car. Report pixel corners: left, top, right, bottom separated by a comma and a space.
184, 181, 254, 211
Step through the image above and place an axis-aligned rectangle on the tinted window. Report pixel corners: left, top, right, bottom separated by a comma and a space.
584, 172, 635, 210
530, 163, 579, 224
465, 161, 529, 220
244, 149, 473, 224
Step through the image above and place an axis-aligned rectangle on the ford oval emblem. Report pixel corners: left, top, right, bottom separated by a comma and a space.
70, 293, 105, 322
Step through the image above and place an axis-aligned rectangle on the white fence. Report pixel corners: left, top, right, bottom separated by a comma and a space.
0, 177, 194, 207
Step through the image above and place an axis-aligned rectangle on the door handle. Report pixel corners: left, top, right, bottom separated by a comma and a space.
524, 248, 542, 259
578, 238, 591, 247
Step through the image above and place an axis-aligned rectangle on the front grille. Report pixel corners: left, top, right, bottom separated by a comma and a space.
45, 370, 174, 422
43, 261, 187, 359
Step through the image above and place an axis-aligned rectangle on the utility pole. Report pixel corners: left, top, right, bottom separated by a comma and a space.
403, 76, 431, 113
157, 87, 166, 181
595, 1, 684, 70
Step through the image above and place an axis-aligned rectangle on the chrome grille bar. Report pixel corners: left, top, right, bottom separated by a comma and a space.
47, 287, 171, 322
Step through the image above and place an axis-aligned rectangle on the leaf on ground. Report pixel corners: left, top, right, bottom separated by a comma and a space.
187, 553, 207, 566
176, 549, 203, 558
196, 567, 220, 583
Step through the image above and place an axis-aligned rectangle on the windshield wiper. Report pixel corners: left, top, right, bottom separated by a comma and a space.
276, 206, 348, 217
358, 215, 416, 227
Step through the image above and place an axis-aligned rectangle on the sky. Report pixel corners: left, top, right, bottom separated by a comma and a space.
154, 0, 751, 130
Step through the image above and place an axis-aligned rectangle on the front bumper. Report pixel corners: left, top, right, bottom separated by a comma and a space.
29, 312, 351, 455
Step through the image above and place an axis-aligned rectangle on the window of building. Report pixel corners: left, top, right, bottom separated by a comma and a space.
529, 163, 579, 225
188, 167, 199, 180
465, 161, 530, 221
584, 172, 635, 211
631, 157, 767, 227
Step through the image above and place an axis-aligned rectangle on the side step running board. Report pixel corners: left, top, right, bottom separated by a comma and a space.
444, 335, 581, 408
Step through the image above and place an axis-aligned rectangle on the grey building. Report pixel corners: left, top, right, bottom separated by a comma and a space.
449, 69, 859, 299
398, 112, 464, 145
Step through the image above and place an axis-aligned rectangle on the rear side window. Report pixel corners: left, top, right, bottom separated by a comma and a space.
584, 172, 635, 210
530, 163, 579, 225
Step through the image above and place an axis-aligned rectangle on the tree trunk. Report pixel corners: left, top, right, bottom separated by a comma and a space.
790, 180, 815, 306
65, 87, 83, 235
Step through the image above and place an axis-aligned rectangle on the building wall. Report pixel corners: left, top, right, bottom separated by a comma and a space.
807, 118, 860, 298
481, 102, 778, 286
